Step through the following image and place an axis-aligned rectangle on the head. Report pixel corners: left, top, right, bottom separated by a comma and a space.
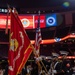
60, 51, 69, 60
52, 52, 59, 61
62, 54, 67, 59
66, 63, 70, 67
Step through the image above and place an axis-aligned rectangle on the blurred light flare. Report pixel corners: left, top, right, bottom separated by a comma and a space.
63, 2, 70, 8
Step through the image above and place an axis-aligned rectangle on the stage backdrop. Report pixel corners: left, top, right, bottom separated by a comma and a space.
0, 13, 63, 29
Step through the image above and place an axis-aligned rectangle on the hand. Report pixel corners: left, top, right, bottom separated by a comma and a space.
52, 70, 57, 73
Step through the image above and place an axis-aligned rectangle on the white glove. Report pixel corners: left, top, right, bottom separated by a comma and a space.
52, 70, 57, 73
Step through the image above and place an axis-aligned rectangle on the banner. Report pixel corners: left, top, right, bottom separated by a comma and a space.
0, 14, 34, 29
34, 15, 45, 28
20, 15, 34, 29
46, 14, 57, 27
8, 11, 33, 75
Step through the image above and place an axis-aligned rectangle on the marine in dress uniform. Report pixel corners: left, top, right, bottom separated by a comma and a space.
50, 52, 62, 75
60, 50, 73, 75
64, 62, 73, 75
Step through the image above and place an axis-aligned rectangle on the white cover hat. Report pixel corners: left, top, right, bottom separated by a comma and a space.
60, 51, 69, 55
52, 52, 59, 57
45, 56, 52, 60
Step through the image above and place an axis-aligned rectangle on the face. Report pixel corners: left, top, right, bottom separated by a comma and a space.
66, 63, 70, 67
62, 55, 67, 59
53, 57, 58, 61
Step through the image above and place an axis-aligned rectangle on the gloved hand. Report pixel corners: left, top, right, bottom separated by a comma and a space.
52, 70, 57, 73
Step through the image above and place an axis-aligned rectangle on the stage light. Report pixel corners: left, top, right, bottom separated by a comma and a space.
0, 8, 8, 13
5, 9, 8, 13
1, 9, 5, 12
63, 2, 70, 8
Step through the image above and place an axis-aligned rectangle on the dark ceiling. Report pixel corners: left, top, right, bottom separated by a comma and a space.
0, 0, 75, 14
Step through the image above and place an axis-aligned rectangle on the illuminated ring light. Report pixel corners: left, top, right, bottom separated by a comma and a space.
46, 17, 56, 26
21, 18, 30, 27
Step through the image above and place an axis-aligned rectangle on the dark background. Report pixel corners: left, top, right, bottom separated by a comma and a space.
0, 0, 75, 14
